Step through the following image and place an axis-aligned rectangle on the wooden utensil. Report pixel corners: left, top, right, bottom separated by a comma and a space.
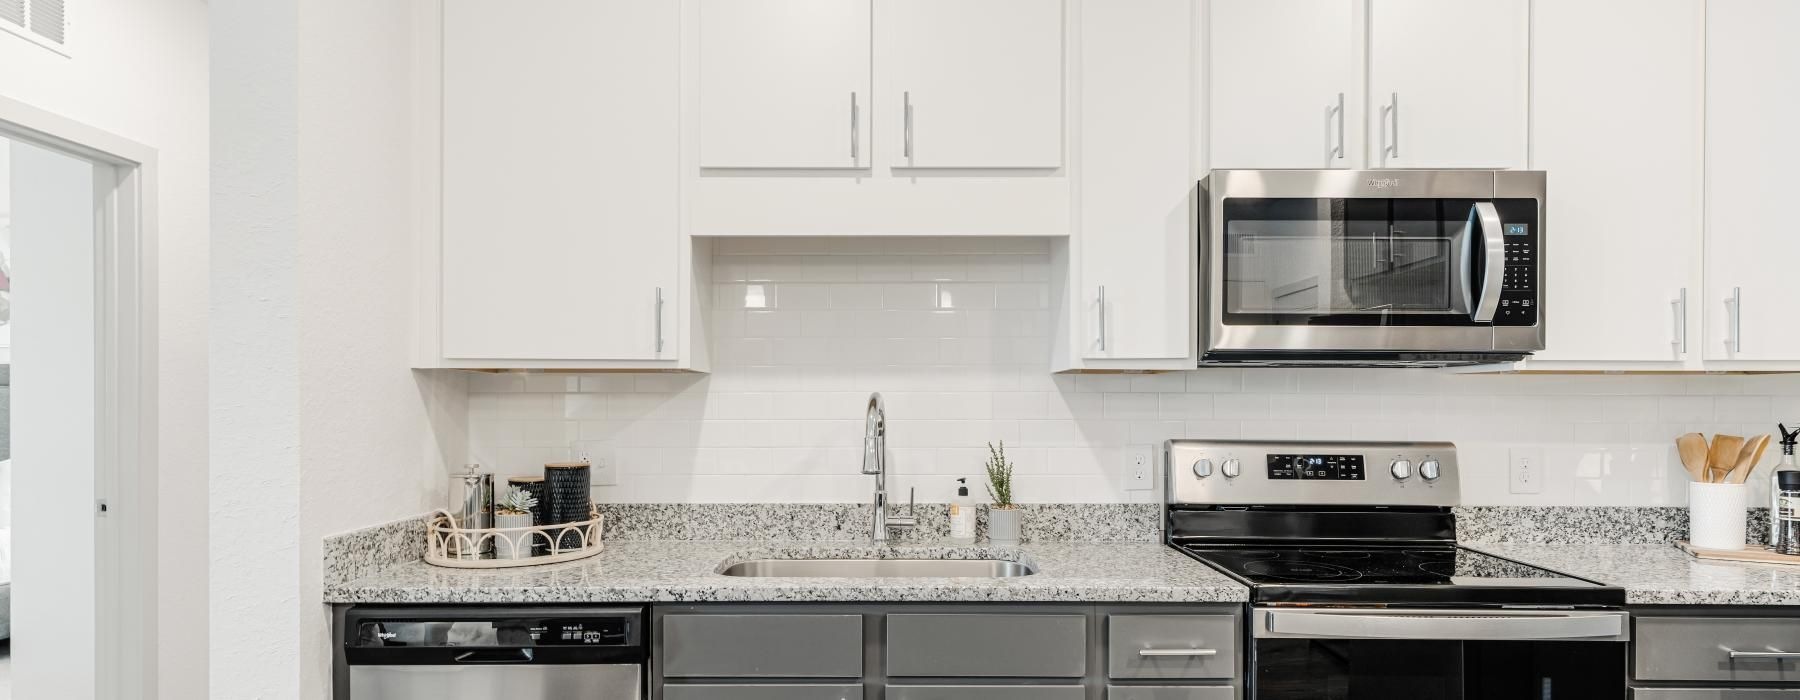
1727, 434, 1773, 485
1677, 432, 1711, 483
1707, 434, 1746, 483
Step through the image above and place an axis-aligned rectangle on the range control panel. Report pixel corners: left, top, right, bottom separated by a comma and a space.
1166, 439, 1458, 507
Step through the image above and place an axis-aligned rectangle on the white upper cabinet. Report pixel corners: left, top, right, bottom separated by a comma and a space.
697, 0, 871, 169
1703, 0, 1800, 362
1072, 0, 1193, 363
1207, 0, 1358, 170
876, 0, 1065, 168
1368, 0, 1528, 169
1528, 0, 1703, 366
439, 0, 680, 362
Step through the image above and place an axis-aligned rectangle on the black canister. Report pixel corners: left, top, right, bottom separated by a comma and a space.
507, 476, 548, 555
543, 462, 593, 551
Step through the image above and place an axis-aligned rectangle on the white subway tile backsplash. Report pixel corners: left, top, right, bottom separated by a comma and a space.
467, 244, 1800, 506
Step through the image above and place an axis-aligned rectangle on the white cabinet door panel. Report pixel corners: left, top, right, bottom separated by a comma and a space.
1530, 0, 1702, 363
698, 0, 871, 169
877, 0, 1064, 168
1703, 0, 1800, 361
1368, 0, 1527, 169
441, 0, 678, 360
1079, 0, 1193, 360
1207, 0, 1358, 170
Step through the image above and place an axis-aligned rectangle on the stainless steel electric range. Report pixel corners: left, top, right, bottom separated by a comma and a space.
1164, 439, 1628, 699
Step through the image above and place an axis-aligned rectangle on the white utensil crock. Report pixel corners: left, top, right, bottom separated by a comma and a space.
1689, 481, 1748, 551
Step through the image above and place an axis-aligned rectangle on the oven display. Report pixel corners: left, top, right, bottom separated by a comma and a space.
1267, 454, 1365, 480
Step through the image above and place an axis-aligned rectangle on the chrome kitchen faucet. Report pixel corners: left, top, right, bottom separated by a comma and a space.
862, 392, 915, 542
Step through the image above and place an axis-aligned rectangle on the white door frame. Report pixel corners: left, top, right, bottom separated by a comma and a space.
0, 94, 159, 700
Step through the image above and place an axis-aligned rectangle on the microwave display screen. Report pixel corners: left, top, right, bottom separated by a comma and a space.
1267, 454, 1365, 480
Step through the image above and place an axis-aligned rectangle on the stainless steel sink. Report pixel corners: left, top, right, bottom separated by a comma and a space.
719, 558, 1037, 578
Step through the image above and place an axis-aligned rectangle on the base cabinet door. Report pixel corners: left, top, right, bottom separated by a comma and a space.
665, 685, 863, 700
886, 686, 1085, 700
1108, 686, 1236, 700
1632, 691, 1800, 699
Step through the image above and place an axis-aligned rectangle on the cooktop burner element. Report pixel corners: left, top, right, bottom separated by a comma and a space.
1239, 559, 1362, 583
1183, 544, 1593, 588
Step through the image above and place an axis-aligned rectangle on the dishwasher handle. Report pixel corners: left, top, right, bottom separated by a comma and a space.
454, 649, 535, 664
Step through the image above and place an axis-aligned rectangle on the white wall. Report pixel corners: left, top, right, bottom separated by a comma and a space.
0, 1, 209, 696
468, 238, 1800, 508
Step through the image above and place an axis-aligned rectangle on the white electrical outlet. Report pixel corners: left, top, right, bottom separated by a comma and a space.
573, 440, 619, 486
1509, 447, 1546, 494
1124, 445, 1155, 491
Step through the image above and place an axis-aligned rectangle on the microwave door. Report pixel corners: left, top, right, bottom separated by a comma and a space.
1468, 201, 1505, 323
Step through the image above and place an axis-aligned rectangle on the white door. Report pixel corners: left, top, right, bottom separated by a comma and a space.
876, 0, 1065, 168
441, 0, 680, 361
1207, 0, 1358, 170
1078, 0, 1193, 360
697, 0, 871, 169
1703, 0, 1800, 361
1367, 0, 1528, 169
1529, 0, 1703, 364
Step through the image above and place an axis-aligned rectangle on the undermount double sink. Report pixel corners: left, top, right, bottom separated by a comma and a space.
719, 558, 1037, 579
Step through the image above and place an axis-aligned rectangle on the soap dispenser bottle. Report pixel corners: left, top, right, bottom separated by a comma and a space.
1771, 424, 1800, 548
948, 478, 976, 544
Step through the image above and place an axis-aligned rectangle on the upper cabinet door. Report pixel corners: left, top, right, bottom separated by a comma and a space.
1078, 0, 1193, 361
1207, 0, 1358, 170
876, 0, 1065, 168
441, 0, 679, 361
698, 0, 871, 169
1368, 0, 1528, 169
1528, 0, 1703, 365
1704, 0, 1800, 361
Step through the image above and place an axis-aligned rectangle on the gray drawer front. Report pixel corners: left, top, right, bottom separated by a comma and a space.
887, 685, 1085, 700
1108, 615, 1238, 680
1633, 690, 1800, 699
1637, 617, 1800, 682
663, 614, 863, 678
1107, 686, 1236, 700
887, 614, 1087, 678
663, 685, 863, 700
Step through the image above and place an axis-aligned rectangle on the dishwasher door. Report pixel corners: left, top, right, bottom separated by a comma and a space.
340, 606, 647, 700
350, 664, 642, 700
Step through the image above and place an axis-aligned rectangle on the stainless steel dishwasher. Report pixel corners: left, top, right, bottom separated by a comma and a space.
339, 606, 646, 700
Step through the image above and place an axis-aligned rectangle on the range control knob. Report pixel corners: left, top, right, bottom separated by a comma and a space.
1192, 458, 1214, 478
1221, 458, 1242, 479
1419, 458, 1442, 482
1389, 458, 1413, 481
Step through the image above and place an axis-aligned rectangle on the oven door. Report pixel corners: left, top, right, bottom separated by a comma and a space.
1202, 170, 1544, 359
1250, 607, 1627, 700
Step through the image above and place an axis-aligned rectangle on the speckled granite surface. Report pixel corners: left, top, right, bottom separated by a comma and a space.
1455, 506, 1772, 545
1469, 541, 1800, 606
323, 540, 1247, 604
323, 514, 430, 588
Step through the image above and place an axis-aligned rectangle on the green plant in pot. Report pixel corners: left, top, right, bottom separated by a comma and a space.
984, 441, 1021, 546
494, 486, 538, 559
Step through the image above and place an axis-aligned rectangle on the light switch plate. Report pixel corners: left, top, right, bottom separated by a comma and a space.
1124, 445, 1155, 491
573, 440, 618, 486
1510, 447, 1546, 494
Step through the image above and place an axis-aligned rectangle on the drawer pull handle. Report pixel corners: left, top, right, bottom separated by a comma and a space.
1727, 649, 1800, 660
1138, 648, 1218, 657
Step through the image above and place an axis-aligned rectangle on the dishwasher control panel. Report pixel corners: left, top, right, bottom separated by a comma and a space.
351, 615, 633, 647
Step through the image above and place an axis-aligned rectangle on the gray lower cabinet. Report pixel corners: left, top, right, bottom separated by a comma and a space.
1107, 687, 1235, 700
1637, 617, 1800, 683
1632, 691, 1800, 699
887, 614, 1088, 678
886, 685, 1086, 700
662, 614, 863, 678
663, 685, 863, 700
1108, 614, 1238, 680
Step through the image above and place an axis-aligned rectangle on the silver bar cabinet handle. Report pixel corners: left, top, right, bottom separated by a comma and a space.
1138, 648, 1218, 658
654, 287, 665, 354
1385, 92, 1400, 158
1096, 286, 1107, 351
1673, 288, 1688, 355
903, 91, 913, 159
1729, 649, 1800, 660
850, 92, 859, 162
1330, 92, 1345, 159
1730, 286, 1743, 353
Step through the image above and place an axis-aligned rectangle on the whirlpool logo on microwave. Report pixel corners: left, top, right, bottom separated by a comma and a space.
1368, 178, 1403, 189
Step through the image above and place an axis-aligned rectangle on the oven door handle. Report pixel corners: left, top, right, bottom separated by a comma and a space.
1261, 609, 1627, 641
1469, 201, 1505, 323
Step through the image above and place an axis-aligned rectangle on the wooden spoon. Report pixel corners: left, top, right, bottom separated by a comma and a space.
1708, 434, 1746, 484
1677, 432, 1711, 483
1727, 435, 1772, 485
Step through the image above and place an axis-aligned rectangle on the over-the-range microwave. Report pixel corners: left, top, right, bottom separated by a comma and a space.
1198, 169, 1545, 368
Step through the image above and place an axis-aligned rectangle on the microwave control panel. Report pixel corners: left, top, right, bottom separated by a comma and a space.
1493, 201, 1539, 326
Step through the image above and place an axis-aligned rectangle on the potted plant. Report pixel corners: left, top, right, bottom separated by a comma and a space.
494, 486, 538, 559
984, 441, 1021, 546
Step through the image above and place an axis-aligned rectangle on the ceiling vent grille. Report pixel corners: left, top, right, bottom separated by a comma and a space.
1, 0, 66, 52
0, 0, 23, 27
27, 0, 62, 44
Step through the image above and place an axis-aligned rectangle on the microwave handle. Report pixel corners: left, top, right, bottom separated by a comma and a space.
1470, 202, 1505, 323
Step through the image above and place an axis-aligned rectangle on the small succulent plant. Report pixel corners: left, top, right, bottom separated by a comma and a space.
985, 441, 1015, 509
497, 486, 538, 516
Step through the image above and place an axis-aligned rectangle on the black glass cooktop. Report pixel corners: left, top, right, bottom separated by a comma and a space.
1179, 544, 1622, 606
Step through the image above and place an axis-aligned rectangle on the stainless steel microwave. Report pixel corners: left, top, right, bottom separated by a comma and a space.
1199, 170, 1545, 367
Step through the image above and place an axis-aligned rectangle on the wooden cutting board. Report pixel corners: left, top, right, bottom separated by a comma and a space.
1677, 540, 1800, 567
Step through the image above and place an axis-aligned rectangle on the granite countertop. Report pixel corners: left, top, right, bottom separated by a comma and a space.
1469, 541, 1800, 606
323, 540, 1248, 605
